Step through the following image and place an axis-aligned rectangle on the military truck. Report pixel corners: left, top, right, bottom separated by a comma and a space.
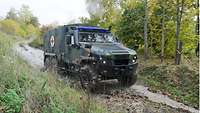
43, 24, 138, 89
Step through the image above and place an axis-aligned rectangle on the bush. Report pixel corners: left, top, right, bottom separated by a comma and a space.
0, 89, 24, 113
0, 19, 40, 38
0, 19, 21, 36
26, 24, 40, 36
29, 37, 43, 48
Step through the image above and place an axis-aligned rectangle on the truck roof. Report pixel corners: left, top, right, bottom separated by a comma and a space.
65, 24, 110, 33
45, 24, 111, 34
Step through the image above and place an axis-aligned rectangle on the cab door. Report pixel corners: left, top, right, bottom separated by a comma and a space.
64, 33, 80, 64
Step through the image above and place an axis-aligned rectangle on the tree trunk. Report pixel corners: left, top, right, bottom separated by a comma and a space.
144, 0, 148, 60
197, 0, 199, 36
175, 0, 184, 65
150, 36, 153, 58
195, 0, 199, 57
161, 8, 165, 63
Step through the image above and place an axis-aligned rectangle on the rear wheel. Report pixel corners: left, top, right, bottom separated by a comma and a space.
44, 57, 58, 74
44, 57, 50, 70
51, 57, 58, 74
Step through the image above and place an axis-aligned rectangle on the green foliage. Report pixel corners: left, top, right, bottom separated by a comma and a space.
82, 0, 198, 58
0, 19, 40, 38
0, 19, 21, 35
26, 24, 40, 36
29, 37, 43, 48
116, 1, 144, 49
18, 5, 33, 25
0, 89, 24, 113
6, 8, 18, 21
29, 24, 57, 48
40, 24, 55, 37
0, 5, 40, 38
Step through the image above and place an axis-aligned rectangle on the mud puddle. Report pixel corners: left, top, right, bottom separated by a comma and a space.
14, 44, 44, 69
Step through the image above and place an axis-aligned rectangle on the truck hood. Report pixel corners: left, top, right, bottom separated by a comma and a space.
91, 43, 136, 56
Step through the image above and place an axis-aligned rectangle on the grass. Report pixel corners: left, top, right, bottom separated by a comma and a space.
138, 57, 199, 109
0, 32, 108, 113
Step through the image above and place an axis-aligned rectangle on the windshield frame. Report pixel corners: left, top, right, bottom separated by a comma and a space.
78, 32, 117, 43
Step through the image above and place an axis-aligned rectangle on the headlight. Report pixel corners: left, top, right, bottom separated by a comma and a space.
103, 61, 106, 64
131, 55, 137, 63
133, 55, 137, 60
133, 56, 137, 59
99, 57, 102, 60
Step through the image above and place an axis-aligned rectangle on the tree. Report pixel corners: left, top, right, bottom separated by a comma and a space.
84, 0, 120, 31
144, 0, 148, 60
0, 19, 21, 35
82, 0, 197, 59
29, 16, 40, 27
175, 0, 184, 65
6, 8, 18, 21
40, 24, 57, 37
116, 2, 144, 49
161, 0, 166, 63
196, 0, 199, 36
18, 5, 33, 24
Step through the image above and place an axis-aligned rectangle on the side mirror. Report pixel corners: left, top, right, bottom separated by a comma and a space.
85, 44, 92, 49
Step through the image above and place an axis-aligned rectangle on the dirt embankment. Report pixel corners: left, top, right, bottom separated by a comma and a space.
14, 43, 199, 113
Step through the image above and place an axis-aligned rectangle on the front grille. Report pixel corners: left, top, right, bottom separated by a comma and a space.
112, 50, 129, 54
113, 54, 129, 59
114, 59, 129, 65
112, 54, 130, 65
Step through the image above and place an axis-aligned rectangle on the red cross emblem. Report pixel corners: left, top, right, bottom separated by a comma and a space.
50, 35, 55, 47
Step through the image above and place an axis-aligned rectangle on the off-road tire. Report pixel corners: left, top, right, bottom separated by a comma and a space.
79, 65, 96, 92
51, 57, 58, 74
44, 57, 51, 70
119, 74, 137, 86
44, 57, 58, 74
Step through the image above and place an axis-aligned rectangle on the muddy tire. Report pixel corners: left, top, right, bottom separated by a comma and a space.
44, 57, 58, 74
79, 65, 96, 91
44, 57, 51, 70
51, 57, 58, 74
119, 74, 137, 86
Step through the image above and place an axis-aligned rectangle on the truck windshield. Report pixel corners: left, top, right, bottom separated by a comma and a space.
79, 32, 116, 43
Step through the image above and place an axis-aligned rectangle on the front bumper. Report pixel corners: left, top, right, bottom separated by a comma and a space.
97, 62, 138, 79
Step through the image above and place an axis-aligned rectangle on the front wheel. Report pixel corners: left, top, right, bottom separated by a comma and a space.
118, 74, 137, 86
79, 65, 97, 91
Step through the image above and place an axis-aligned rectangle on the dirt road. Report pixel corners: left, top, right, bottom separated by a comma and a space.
13, 43, 199, 113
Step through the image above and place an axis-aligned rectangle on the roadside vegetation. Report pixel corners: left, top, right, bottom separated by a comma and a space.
29, 36, 43, 49
0, 31, 108, 113
29, 24, 55, 49
138, 56, 199, 109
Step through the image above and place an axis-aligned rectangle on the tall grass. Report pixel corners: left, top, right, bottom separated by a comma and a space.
0, 32, 108, 113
